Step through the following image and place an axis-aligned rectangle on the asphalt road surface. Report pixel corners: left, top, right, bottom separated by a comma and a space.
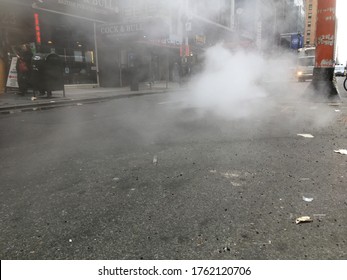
1, 79, 347, 259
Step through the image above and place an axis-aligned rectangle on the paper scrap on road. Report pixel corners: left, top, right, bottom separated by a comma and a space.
297, 134, 314, 138
296, 216, 313, 224
230, 181, 242, 187
334, 149, 347, 155
302, 196, 314, 202
153, 155, 158, 165
300, 178, 311, 181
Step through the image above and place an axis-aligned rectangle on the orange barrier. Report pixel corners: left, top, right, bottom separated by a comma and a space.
315, 0, 336, 68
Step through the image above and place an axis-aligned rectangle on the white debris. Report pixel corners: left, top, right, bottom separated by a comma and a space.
69, 239, 72, 243
302, 196, 314, 202
334, 149, 347, 155
230, 181, 242, 187
297, 134, 314, 138
300, 178, 311, 181
31, 97, 37, 101
220, 171, 240, 178
153, 155, 158, 165
295, 216, 313, 224
76, 103, 83, 106
112, 177, 120, 182
335, 109, 341, 112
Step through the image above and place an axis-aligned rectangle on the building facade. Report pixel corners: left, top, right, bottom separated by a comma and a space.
97, 0, 237, 87
304, 0, 318, 47
0, 0, 309, 92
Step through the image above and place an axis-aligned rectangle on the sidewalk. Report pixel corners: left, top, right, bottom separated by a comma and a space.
0, 81, 183, 113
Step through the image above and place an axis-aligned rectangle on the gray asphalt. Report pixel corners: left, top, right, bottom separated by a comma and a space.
0, 79, 346, 259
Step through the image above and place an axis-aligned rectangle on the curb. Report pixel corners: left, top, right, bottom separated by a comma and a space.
0, 89, 174, 114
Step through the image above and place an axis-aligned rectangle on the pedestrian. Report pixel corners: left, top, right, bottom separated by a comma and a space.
16, 44, 33, 96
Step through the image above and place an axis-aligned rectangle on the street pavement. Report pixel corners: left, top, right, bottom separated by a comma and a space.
1, 78, 347, 260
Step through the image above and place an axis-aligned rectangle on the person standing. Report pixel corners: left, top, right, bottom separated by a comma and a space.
16, 44, 32, 96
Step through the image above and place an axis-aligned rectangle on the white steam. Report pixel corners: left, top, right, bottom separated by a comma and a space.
186, 45, 270, 119
183, 44, 336, 128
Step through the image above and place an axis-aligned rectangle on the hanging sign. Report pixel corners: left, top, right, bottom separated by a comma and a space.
99, 18, 169, 39
315, 0, 336, 67
290, 34, 303, 50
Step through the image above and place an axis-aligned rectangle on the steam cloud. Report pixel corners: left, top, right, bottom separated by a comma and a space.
182, 44, 336, 128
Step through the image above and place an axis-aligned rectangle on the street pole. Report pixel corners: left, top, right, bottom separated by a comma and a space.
93, 22, 100, 87
308, 0, 339, 100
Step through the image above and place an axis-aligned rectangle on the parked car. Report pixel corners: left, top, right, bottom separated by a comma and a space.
334, 64, 346, 76
296, 56, 315, 82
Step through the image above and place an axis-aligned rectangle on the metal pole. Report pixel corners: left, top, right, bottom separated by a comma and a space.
166, 52, 169, 89
93, 22, 100, 87
119, 52, 122, 88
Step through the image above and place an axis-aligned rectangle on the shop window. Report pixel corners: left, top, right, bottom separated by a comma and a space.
38, 12, 97, 84
85, 51, 94, 64
74, 51, 83, 62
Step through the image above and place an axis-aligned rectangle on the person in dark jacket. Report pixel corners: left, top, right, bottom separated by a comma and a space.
16, 44, 33, 95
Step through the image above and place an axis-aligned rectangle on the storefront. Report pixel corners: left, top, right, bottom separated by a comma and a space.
36, 12, 98, 84
1, 0, 121, 90
31, 0, 120, 85
97, 18, 182, 87
0, 1, 35, 92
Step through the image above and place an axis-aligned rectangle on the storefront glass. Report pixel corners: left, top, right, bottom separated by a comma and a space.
37, 12, 97, 84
